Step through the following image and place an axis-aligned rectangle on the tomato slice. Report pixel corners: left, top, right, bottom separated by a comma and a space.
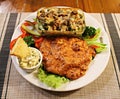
35, 43, 39, 48
9, 35, 21, 50
24, 22, 31, 26
34, 37, 44, 43
20, 26, 26, 34
34, 37, 44, 48
90, 45, 99, 49
10, 39, 16, 50
24, 21, 36, 26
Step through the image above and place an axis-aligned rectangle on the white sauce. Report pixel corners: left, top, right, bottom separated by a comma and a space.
19, 48, 40, 68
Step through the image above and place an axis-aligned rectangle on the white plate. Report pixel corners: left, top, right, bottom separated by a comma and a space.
11, 6, 110, 91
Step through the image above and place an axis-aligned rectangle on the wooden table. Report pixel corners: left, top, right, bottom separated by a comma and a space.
0, 12, 120, 99
0, 0, 120, 13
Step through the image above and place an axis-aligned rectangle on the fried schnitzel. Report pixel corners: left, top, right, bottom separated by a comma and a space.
40, 37, 95, 80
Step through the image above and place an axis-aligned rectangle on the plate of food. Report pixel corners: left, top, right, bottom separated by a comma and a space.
10, 6, 110, 91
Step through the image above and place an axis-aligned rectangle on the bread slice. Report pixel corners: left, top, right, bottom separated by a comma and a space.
10, 37, 30, 58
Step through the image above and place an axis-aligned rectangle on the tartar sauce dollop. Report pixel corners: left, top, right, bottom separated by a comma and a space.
19, 47, 40, 69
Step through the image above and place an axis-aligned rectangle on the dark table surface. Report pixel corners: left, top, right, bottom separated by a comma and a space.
0, 0, 120, 13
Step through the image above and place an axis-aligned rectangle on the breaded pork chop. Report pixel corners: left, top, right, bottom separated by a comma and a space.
39, 37, 95, 80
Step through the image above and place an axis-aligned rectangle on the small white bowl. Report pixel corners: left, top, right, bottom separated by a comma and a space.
18, 47, 43, 73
